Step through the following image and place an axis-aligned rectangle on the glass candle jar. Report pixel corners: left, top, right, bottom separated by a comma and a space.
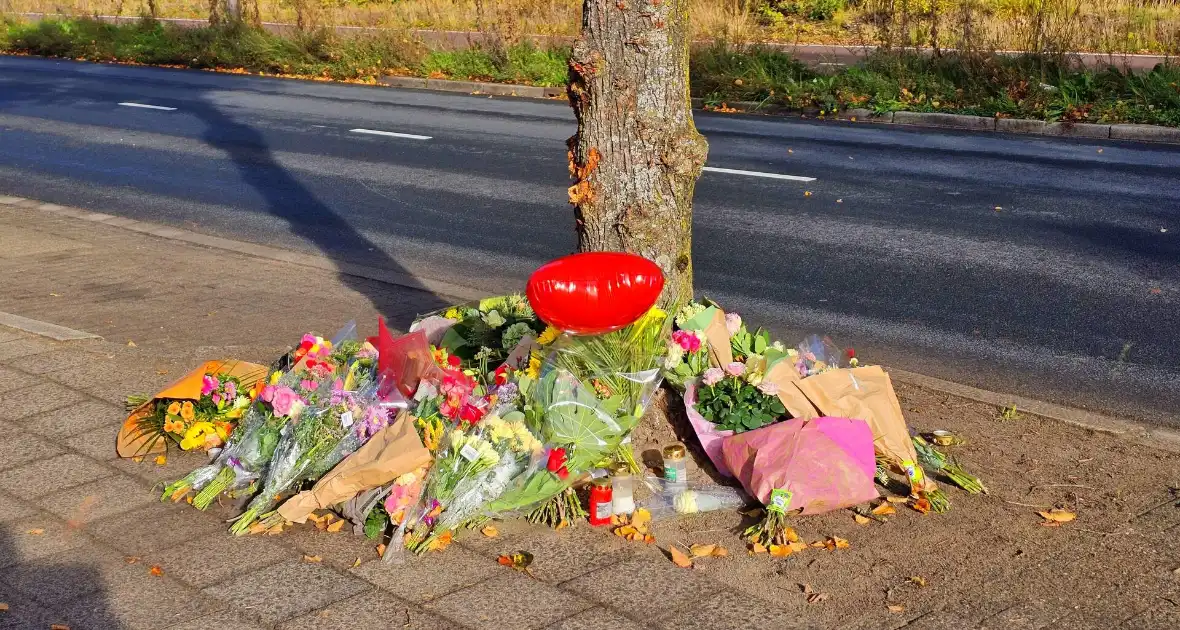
588, 478, 614, 526
662, 443, 688, 493
611, 464, 636, 515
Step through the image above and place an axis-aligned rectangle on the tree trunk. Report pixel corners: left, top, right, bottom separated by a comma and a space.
567, 0, 708, 306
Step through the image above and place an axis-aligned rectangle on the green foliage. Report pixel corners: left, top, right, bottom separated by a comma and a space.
761, 0, 847, 22
696, 378, 786, 433
364, 503, 389, 539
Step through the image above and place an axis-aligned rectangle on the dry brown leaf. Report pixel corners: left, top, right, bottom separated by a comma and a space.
480, 525, 499, 538
807, 593, 830, 604
911, 497, 932, 514
149, 566, 164, 577
124, 556, 140, 564
631, 508, 651, 532
614, 525, 638, 538
351, 557, 362, 569
749, 543, 767, 555
0, 602, 8, 612
669, 545, 693, 568
854, 514, 872, 525
833, 536, 850, 549
799, 583, 813, 595
248, 522, 268, 535
307, 512, 326, 524
689, 544, 717, 558
784, 527, 800, 543
375, 544, 386, 557
741, 507, 765, 518
712, 546, 728, 557
266, 523, 284, 535
314, 517, 329, 531
132, 456, 144, 463
788, 541, 809, 553
154, 455, 167, 466
909, 575, 928, 587
886, 496, 909, 503
554, 520, 570, 531
51, 625, 70, 630
1038, 508, 1076, 523
26, 528, 44, 535
872, 503, 896, 516
303, 555, 322, 563
643, 534, 656, 544
769, 544, 792, 558
887, 604, 905, 613
810, 540, 826, 549
326, 519, 345, 533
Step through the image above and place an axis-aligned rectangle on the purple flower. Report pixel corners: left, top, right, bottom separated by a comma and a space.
724, 362, 746, 377
702, 367, 724, 386
223, 381, 237, 399
725, 313, 742, 335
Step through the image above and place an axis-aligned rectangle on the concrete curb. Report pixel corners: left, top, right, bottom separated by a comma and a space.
4, 194, 1175, 451
384, 78, 1180, 145
0, 310, 102, 341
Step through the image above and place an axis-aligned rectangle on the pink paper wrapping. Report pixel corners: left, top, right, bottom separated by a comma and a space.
684, 382, 736, 477
719, 416, 879, 514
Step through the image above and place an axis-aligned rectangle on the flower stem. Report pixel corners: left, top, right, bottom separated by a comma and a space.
191, 466, 234, 511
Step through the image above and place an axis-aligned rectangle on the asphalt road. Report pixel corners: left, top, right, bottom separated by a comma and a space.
1, 56, 1177, 427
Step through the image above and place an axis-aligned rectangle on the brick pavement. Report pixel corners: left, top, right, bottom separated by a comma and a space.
1, 199, 1179, 629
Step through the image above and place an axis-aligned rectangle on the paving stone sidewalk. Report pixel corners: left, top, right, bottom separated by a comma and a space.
1, 201, 1180, 630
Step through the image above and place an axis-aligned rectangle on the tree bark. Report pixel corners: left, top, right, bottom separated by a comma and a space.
567, 0, 708, 306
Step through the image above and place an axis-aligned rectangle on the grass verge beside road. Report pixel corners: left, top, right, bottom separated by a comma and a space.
4, 17, 1179, 127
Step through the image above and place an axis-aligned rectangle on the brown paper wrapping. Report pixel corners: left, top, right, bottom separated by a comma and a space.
703, 308, 734, 367
762, 359, 821, 420
116, 360, 268, 459
794, 366, 936, 491
275, 411, 432, 524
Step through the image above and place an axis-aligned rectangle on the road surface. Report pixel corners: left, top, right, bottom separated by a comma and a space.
0, 56, 1177, 426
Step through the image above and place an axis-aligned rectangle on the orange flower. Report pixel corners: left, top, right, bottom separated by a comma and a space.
426, 530, 453, 552
163, 418, 185, 434
180, 401, 195, 421
166, 401, 181, 416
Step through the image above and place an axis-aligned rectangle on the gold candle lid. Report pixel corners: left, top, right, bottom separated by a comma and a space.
611, 463, 632, 477
662, 443, 686, 459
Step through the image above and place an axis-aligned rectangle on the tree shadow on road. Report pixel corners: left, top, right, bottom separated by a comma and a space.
0, 522, 121, 628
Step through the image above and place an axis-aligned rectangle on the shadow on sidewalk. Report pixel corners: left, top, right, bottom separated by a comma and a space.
0, 524, 120, 628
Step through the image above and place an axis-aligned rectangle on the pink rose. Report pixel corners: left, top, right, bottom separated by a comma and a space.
702, 367, 724, 386
724, 362, 746, 377
270, 386, 299, 417
725, 313, 742, 335
672, 330, 702, 353
211, 393, 222, 405
757, 381, 780, 396
260, 384, 276, 403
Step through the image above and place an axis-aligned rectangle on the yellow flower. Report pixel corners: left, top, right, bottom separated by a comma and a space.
270, 371, 282, 385
444, 307, 461, 320
166, 401, 181, 416
180, 401, 195, 421
525, 351, 542, 379
536, 326, 562, 346
180, 422, 218, 450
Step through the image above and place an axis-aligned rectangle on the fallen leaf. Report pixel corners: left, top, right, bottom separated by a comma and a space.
749, 543, 767, 554
375, 544, 386, 557
833, 537, 850, 549
303, 555, 322, 563
994, 206, 1003, 211
643, 534, 656, 544
1150, 288, 1162, 295
51, 625, 70, 630
0, 602, 8, 612
689, 544, 717, 558
854, 514, 872, 525
769, 544, 792, 558
26, 529, 44, 535
911, 497, 932, 514
154, 455, 167, 466
836, 199, 843, 203
712, 546, 728, 557
614, 525, 638, 538
784, 527, 800, 543
497, 551, 534, 571
124, 556, 140, 564
351, 557, 362, 568
788, 541, 809, 553
887, 604, 905, 613
248, 522, 268, 535
1097, 148, 1104, 153
631, 508, 651, 532
740, 507, 764, 518
788, 149, 794, 153
132, 456, 145, 463
155, 369, 169, 375
481, 525, 499, 538
326, 518, 345, 533
669, 545, 694, 568
50, 293, 61, 297
886, 495, 909, 503
149, 565, 164, 577
872, 503, 896, 516
805, 191, 813, 197
807, 592, 829, 603
909, 575, 928, 587
810, 540, 826, 549
1038, 508, 1076, 523
799, 583, 814, 595
127, 341, 137, 347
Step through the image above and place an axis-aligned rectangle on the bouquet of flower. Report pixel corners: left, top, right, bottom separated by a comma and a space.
119, 360, 268, 457
230, 345, 380, 534
403, 427, 501, 552
161, 326, 359, 509
414, 295, 547, 368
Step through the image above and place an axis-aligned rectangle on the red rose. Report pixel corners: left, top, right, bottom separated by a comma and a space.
448, 354, 461, 368
459, 403, 485, 426
546, 447, 567, 473
556, 466, 569, 480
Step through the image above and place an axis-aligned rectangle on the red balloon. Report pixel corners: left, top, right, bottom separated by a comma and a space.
526, 252, 665, 335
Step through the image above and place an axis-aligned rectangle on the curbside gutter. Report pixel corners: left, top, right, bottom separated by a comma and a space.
4, 194, 1178, 451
